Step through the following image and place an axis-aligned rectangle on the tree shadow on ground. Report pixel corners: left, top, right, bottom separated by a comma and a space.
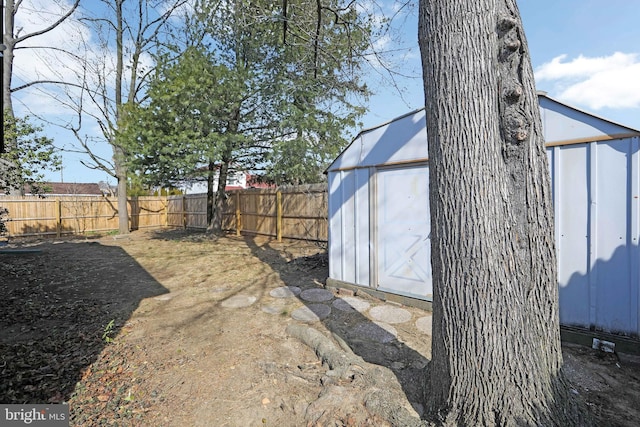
0, 241, 168, 404
243, 236, 430, 413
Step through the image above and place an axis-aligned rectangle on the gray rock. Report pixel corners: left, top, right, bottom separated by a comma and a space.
415, 315, 433, 334
221, 295, 257, 308
300, 288, 334, 303
270, 286, 301, 298
369, 305, 412, 324
353, 321, 398, 343
332, 296, 371, 313
291, 304, 331, 322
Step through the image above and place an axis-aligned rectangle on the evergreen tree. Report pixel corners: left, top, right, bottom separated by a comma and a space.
123, 0, 372, 233
1, 113, 61, 194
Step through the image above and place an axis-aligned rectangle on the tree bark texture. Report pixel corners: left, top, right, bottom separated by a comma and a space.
206, 160, 216, 226
114, 0, 129, 234
3, 0, 15, 118
207, 107, 241, 236
114, 145, 130, 234
206, 156, 230, 236
3, 0, 17, 183
418, 0, 590, 425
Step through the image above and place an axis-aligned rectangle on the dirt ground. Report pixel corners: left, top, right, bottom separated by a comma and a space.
1, 229, 639, 426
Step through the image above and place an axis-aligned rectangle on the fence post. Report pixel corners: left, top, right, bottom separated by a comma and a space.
235, 191, 242, 236
182, 196, 187, 229
56, 198, 61, 238
276, 190, 282, 242
164, 196, 169, 227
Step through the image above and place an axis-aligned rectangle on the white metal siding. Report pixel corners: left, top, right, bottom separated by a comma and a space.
553, 144, 590, 327
328, 169, 371, 287
328, 97, 640, 337
552, 137, 640, 336
375, 166, 432, 298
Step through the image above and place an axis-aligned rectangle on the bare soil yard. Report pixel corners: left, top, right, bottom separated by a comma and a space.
1, 229, 639, 426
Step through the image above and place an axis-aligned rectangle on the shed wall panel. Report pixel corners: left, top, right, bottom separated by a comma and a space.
328, 98, 640, 337
328, 169, 372, 287
555, 144, 591, 328
552, 137, 640, 336
375, 166, 431, 298
354, 169, 371, 286
341, 171, 356, 285
328, 172, 345, 282
592, 140, 636, 333
632, 138, 640, 337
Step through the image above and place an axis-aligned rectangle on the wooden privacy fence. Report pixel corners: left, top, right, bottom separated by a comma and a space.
223, 184, 328, 241
0, 184, 328, 242
0, 196, 169, 237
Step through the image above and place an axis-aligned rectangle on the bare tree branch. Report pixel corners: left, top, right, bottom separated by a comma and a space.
13, 0, 81, 45
11, 79, 87, 93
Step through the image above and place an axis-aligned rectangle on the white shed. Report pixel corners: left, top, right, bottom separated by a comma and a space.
327, 93, 640, 338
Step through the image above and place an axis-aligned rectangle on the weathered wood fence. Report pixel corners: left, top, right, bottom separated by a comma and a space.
0, 184, 328, 242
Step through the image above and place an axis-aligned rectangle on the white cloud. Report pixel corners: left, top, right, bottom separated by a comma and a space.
535, 52, 640, 109
14, 0, 92, 79
11, 0, 160, 128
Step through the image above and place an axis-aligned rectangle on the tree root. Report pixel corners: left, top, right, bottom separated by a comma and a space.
286, 323, 427, 426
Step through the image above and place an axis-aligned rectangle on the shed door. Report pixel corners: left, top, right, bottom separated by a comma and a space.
375, 165, 432, 299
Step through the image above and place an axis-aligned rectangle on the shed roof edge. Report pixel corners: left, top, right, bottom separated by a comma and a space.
537, 92, 640, 134
325, 107, 427, 173
326, 94, 640, 174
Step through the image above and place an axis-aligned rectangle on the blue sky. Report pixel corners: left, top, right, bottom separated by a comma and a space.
361, 0, 640, 131
10, 0, 640, 184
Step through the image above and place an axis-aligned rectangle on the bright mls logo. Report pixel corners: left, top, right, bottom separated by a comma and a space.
1, 405, 68, 426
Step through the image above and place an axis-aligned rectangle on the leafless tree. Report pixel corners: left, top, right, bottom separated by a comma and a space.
62, 0, 188, 234
2, 0, 80, 123
2, 0, 80, 194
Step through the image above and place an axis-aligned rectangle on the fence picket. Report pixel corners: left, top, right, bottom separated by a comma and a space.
0, 184, 328, 242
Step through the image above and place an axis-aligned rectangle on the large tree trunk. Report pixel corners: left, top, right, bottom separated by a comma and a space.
206, 159, 216, 225
113, 0, 129, 235
3, 1, 16, 183
206, 107, 240, 236
2, 0, 15, 120
418, 0, 590, 425
206, 156, 230, 236
114, 151, 129, 235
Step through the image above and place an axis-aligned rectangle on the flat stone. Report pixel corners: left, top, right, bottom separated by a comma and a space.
300, 288, 334, 303
153, 294, 173, 301
261, 300, 297, 315
415, 315, 433, 334
261, 305, 283, 315
270, 286, 301, 298
352, 321, 397, 343
291, 304, 331, 322
221, 295, 257, 308
369, 305, 412, 324
332, 297, 371, 313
